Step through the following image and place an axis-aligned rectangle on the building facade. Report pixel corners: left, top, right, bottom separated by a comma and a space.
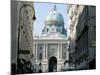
67, 5, 82, 70
75, 6, 96, 69
11, 1, 36, 74
68, 5, 96, 70
33, 6, 69, 72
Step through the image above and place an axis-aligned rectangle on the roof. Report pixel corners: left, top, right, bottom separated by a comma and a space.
33, 32, 67, 40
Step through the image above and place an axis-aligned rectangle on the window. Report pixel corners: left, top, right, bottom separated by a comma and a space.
27, 16, 29, 20
21, 25, 23, 29
40, 46, 42, 50
47, 28, 49, 32
28, 21, 30, 25
54, 13, 55, 15
77, 5, 79, 9
26, 39, 28, 42
23, 31, 25, 34
25, 35, 27, 38
39, 53, 42, 60
25, 10, 28, 14
28, 42, 29, 45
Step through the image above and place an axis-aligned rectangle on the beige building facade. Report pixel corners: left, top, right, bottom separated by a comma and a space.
11, 1, 36, 74
67, 5, 83, 70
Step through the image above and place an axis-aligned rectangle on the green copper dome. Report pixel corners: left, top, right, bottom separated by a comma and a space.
42, 5, 67, 36
45, 5, 64, 26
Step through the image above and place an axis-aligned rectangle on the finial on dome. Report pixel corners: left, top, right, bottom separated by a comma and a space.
53, 5, 57, 11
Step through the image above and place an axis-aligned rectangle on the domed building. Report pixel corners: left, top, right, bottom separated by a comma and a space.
33, 5, 69, 72
42, 5, 66, 37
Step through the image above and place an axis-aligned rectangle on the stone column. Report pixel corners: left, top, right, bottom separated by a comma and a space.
58, 44, 60, 59
43, 43, 45, 60
45, 44, 48, 59
35, 44, 37, 62
43, 43, 48, 72
60, 43, 62, 59
57, 43, 60, 71
57, 43, 63, 71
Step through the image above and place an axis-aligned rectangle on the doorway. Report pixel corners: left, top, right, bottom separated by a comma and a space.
49, 56, 57, 72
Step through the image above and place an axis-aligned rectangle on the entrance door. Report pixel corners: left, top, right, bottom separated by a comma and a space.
49, 56, 57, 72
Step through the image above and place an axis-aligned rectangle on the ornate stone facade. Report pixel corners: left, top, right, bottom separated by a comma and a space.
33, 5, 69, 72
68, 5, 96, 70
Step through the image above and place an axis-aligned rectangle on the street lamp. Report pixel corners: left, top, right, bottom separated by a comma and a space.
17, 4, 36, 74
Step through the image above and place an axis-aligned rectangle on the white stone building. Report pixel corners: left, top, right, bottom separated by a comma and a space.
33, 6, 69, 72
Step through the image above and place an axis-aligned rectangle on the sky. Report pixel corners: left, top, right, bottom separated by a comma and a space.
33, 2, 68, 35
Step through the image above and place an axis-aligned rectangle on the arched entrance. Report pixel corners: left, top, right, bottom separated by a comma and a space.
49, 56, 57, 72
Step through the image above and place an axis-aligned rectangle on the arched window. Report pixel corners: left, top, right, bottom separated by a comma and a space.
47, 28, 49, 32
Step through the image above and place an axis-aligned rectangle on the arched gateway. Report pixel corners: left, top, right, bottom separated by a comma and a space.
49, 56, 57, 72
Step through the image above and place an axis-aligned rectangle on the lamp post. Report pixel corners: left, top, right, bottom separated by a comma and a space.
17, 4, 36, 74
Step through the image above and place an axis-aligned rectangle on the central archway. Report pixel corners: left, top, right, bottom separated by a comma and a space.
49, 56, 57, 72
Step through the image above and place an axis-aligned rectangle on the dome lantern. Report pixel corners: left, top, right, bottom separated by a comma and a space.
53, 5, 57, 11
